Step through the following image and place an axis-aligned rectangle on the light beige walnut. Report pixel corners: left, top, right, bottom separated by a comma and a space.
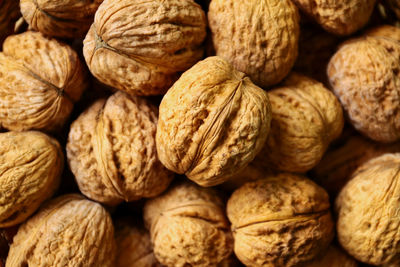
0, 0, 19, 46
0, 31, 87, 132
336, 154, 400, 265
304, 245, 358, 267
227, 174, 334, 267
156, 56, 271, 187
83, 0, 206, 96
144, 182, 233, 267
6, 194, 116, 267
208, 0, 300, 88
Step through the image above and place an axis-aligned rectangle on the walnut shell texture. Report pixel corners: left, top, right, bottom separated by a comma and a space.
227, 174, 334, 267
83, 0, 206, 96
305, 245, 358, 267
67, 91, 173, 206
208, 0, 300, 88
6, 194, 116, 267
0, 31, 87, 132
157, 56, 271, 186
144, 182, 233, 267
0, 0, 19, 46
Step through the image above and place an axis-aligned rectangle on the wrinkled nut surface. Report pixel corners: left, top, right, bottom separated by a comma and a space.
144, 182, 233, 267
227, 174, 334, 267
67, 91, 173, 206
0, 31, 87, 132
292, 0, 376, 35
304, 245, 358, 267
20, 0, 103, 38
0, 0, 19, 45
208, 0, 299, 87
83, 0, 206, 96
6, 194, 116, 267
0, 131, 62, 227
336, 153, 400, 265
255, 73, 343, 173
156, 56, 271, 187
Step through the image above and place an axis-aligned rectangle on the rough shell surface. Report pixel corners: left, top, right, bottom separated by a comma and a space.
0, 31, 87, 132
144, 182, 233, 267
67, 91, 173, 206
6, 194, 116, 267
304, 245, 358, 267
227, 174, 334, 267
83, 0, 206, 96
0, 0, 19, 45
208, 0, 300, 88
156, 56, 271, 187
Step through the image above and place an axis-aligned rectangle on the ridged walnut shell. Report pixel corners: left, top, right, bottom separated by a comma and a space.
255, 73, 343, 173
83, 0, 206, 96
156, 56, 271, 187
208, 0, 300, 88
227, 174, 334, 267
6, 194, 116, 267
0, 31, 87, 132
0, 0, 19, 46
0, 131, 62, 228
67, 91, 173, 206
305, 245, 358, 267
20, 0, 103, 38
144, 182, 233, 267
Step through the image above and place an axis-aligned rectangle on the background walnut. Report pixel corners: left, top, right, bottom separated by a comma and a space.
83, 0, 206, 96
156, 56, 271, 187
0, 0, 19, 46
0, 131, 62, 227
208, 0, 299, 88
227, 174, 334, 267
304, 245, 358, 267
67, 91, 173, 206
144, 182, 233, 267
6, 194, 116, 267
385, 0, 400, 19
0, 31, 87, 132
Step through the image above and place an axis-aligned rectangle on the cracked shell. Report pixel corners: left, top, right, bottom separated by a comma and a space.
0, 0, 19, 46
227, 174, 334, 267
83, 0, 206, 96
208, 0, 300, 88
144, 182, 233, 267
6, 194, 116, 267
156, 56, 271, 187
305, 245, 358, 267
67, 91, 173, 206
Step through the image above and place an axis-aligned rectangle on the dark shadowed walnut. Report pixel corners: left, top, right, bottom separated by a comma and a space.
0, 0, 19, 46
303, 245, 358, 267
365, 24, 400, 42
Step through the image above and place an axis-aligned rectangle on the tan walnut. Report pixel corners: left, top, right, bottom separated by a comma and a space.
0, 31, 87, 132
83, 0, 206, 96
20, 0, 103, 38
156, 56, 271, 187
365, 24, 400, 42
67, 91, 173, 206
304, 245, 358, 267
0, 0, 19, 46
208, 0, 300, 88
6, 194, 116, 267
254, 73, 343, 173
227, 174, 334, 267
144, 182, 233, 267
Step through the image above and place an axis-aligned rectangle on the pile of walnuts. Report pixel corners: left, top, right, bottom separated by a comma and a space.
1, 0, 400, 266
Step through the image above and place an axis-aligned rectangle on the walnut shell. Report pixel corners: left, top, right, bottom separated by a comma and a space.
365, 24, 400, 42
144, 182, 233, 267
0, 31, 87, 132
67, 91, 173, 206
336, 153, 400, 265
227, 174, 334, 267
0, 131, 62, 227
156, 56, 271, 187
20, 0, 102, 38
6, 194, 116, 267
0, 0, 19, 46
83, 0, 206, 96
304, 245, 358, 267
254, 73, 343, 173
208, 0, 300, 88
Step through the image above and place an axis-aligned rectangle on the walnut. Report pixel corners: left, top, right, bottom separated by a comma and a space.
0, 131, 62, 227
6, 194, 116, 267
83, 0, 206, 96
336, 153, 400, 265
0, 0, 19, 46
304, 245, 358, 267
67, 91, 173, 206
20, 0, 102, 38
156, 56, 271, 187
144, 182, 233, 267
0, 31, 87, 132
292, 0, 377, 35
254, 73, 343, 173
227, 174, 334, 267
208, 0, 300, 87
365, 24, 400, 42
385, 0, 400, 19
